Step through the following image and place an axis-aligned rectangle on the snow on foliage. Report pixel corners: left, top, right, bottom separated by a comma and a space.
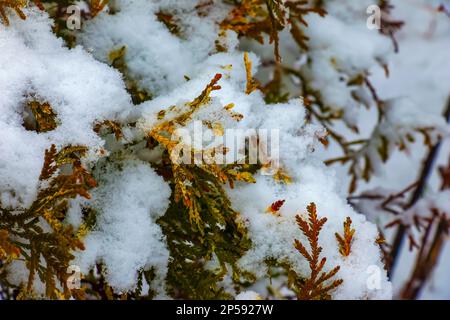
0, 9, 132, 208
0, 0, 448, 300
74, 160, 171, 294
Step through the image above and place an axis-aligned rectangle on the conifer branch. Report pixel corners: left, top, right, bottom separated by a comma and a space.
148, 74, 256, 231
292, 203, 343, 300
0, 144, 96, 299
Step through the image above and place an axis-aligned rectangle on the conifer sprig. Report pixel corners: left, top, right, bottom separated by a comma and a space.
266, 199, 285, 215
220, 0, 326, 61
244, 52, 259, 94
149, 73, 256, 230
0, 229, 20, 261
0, 144, 96, 299
94, 120, 123, 140
335, 217, 355, 257
144, 74, 255, 298
292, 203, 343, 300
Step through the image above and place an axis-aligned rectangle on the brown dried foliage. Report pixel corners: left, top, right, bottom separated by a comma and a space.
90, 0, 108, 17
94, 120, 123, 140
335, 217, 355, 257
266, 199, 285, 215
220, 0, 326, 62
0, 229, 20, 261
27, 101, 58, 133
244, 52, 259, 94
1, 144, 96, 299
292, 203, 343, 300
379, 0, 404, 53
0, 0, 43, 25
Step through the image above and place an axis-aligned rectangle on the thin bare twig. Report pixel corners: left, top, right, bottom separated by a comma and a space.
389, 96, 450, 277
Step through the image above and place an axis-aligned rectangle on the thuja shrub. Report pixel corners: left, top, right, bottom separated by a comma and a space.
0, 0, 447, 300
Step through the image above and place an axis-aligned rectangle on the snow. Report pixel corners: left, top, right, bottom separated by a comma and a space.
74, 160, 171, 294
228, 172, 392, 300
301, 4, 393, 126
236, 290, 261, 300
79, 0, 233, 96
346, 0, 450, 299
0, 8, 132, 208
3, 0, 448, 300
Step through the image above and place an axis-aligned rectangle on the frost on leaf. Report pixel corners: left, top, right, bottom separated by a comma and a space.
0, 0, 406, 300
156, 11, 180, 36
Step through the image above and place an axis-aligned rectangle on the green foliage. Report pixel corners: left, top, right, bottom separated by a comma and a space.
159, 196, 252, 299
147, 74, 257, 298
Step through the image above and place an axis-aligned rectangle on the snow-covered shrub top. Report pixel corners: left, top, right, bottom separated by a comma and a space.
2, 0, 446, 300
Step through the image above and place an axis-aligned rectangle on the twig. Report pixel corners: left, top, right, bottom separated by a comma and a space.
389, 96, 450, 277
401, 213, 448, 299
